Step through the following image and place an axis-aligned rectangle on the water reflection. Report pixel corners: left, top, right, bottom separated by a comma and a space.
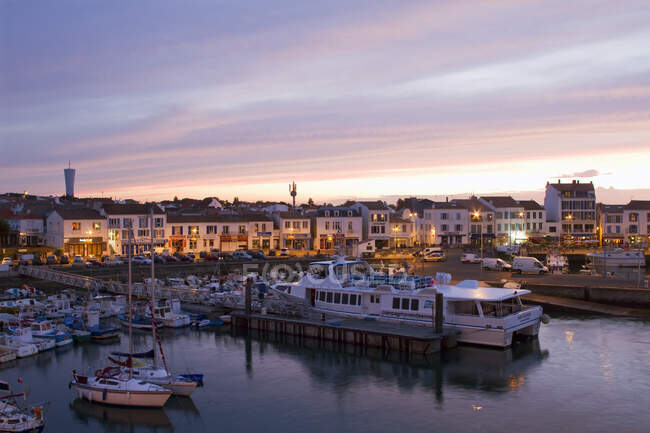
70, 398, 173, 431
236, 329, 549, 404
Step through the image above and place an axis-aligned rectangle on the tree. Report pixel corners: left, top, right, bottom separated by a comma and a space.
395, 198, 406, 210
0, 219, 9, 247
307, 197, 314, 206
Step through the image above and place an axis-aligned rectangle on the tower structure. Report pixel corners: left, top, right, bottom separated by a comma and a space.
289, 181, 297, 208
64, 161, 76, 197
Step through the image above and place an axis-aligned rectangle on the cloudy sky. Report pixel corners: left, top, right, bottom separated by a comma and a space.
2, 0, 649, 203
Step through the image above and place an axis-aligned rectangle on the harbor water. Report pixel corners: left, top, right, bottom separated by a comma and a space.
1, 314, 648, 433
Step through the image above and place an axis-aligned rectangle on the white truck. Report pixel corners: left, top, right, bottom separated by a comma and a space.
481, 258, 512, 271
512, 256, 548, 274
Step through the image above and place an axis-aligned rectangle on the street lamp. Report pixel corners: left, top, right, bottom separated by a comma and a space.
474, 210, 483, 276
393, 225, 399, 254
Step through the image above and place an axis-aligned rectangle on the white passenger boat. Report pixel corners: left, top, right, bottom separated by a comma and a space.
0, 335, 38, 358
271, 258, 545, 348
587, 249, 645, 268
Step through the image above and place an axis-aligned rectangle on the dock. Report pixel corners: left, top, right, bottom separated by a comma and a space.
231, 311, 453, 355
522, 293, 650, 317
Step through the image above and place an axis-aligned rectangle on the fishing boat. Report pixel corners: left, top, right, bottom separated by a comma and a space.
8, 328, 55, 353
30, 320, 73, 347
587, 248, 646, 268
67, 311, 119, 341
152, 300, 190, 328
70, 230, 172, 408
0, 335, 38, 358
56, 324, 91, 343
0, 381, 45, 433
271, 257, 546, 348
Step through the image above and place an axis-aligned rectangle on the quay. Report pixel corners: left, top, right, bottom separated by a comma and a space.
231, 311, 453, 355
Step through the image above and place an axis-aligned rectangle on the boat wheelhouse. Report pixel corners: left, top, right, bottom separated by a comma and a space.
272, 258, 544, 348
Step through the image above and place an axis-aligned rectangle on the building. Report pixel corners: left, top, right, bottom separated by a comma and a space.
622, 201, 650, 246
390, 213, 415, 248
479, 196, 525, 245
349, 201, 391, 249
597, 204, 625, 245
312, 207, 362, 250
273, 212, 311, 250
421, 202, 469, 246
519, 200, 547, 240
453, 197, 495, 247
166, 214, 219, 253
544, 180, 596, 241
102, 203, 166, 255
46, 207, 107, 257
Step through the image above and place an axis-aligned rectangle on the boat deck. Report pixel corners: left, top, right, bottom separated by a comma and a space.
231, 311, 453, 355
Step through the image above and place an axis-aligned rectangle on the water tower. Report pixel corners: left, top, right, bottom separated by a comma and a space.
64, 161, 75, 197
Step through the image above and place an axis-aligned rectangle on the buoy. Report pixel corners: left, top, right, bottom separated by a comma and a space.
541, 314, 550, 324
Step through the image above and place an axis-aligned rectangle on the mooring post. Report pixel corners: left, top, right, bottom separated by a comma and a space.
245, 277, 253, 316
435, 293, 443, 334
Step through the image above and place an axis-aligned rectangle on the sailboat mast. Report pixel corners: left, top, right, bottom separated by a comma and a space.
128, 227, 133, 380
150, 206, 159, 370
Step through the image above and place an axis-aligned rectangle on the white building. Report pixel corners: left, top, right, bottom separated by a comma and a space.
519, 200, 547, 239
349, 201, 391, 249
273, 212, 311, 250
479, 196, 526, 245
3, 212, 44, 247
544, 180, 596, 241
311, 207, 362, 250
598, 204, 625, 246
102, 203, 166, 255
46, 207, 107, 257
622, 201, 650, 247
422, 202, 470, 246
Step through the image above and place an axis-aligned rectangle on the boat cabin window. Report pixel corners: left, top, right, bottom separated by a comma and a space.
392, 297, 400, 309
411, 299, 419, 311
326, 292, 333, 303
454, 301, 479, 316
350, 294, 357, 305
342, 293, 349, 304
319, 291, 326, 302
334, 293, 341, 304
310, 265, 328, 279
401, 298, 409, 310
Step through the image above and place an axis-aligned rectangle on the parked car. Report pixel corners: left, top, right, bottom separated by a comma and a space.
250, 251, 267, 260
512, 256, 548, 274
59, 255, 70, 265
280, 248, 290, 257
423, 251, 446, 262
481, 258, 512, 271
31, 256, 44, 266
72, 255, 85, 265
153, 255, 165, 264
1, 257, 13, 266
85, 258, 103, 267
163, 255, 180, 263
46, 255, 58, 265
204, 253, 220, 261
218, 252, 234, 261
132, 255, 152, 265
460, 253, 482, 264
232, 250, 252, 260
175, 254, 193, 263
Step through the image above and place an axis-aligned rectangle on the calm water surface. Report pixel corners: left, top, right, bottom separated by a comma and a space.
2, 314, 648, 433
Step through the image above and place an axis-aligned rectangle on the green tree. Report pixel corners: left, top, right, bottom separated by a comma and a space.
0, 219, 9, 247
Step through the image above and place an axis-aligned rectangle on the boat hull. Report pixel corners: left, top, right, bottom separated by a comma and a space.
72, 383, 171, 407
146, 379, 198, 396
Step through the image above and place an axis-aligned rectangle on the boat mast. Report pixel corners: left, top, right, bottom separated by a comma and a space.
128, 227, 133, 380
150, 206, 159, 370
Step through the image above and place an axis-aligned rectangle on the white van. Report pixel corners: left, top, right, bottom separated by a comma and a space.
481, 258, 512, 271
461, 253, 481, 264
512, 256, 548, 274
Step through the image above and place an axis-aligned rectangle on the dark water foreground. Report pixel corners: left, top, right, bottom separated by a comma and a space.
1, 314, 648, 433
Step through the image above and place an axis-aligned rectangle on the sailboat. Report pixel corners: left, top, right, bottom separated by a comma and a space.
70, 230, 172, 407
110, 208, 199, 397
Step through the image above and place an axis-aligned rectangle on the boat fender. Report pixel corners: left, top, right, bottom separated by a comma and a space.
541, 314, 550, 324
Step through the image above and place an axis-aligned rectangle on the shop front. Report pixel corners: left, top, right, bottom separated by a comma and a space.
253, 232, 272, 250
170, 235, 186, 252
470, 233, 495, 247
64, 237, 105, 258
285, 233, 310, 250
220, 235, 248, 252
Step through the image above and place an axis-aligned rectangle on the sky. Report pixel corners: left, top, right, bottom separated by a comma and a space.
1, 0, 650, 204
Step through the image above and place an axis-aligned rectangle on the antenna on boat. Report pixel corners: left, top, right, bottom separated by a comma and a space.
150, 206, 161, 372
127, 227, 133, 379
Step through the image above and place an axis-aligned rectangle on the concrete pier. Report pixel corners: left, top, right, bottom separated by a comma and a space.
232, 312, 452, 355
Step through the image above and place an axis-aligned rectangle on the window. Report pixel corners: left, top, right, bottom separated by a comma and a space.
401, 298, 409, 310
123, 218, 132, 228
122, 229, 129, 239
527, 223, 531, 230
392, 297, 400, 309
93, 222, 101, 230
239, 225, 246, 234
222, 226, 229, 234
262, 223, 266, 231
527, 212, 531, 219
172, 226, 183, 235
72, 222, 81, 231
342, 293, 349, 304
325, 211, 330, 217
334, 222, 341, 230
616, 225, 620, 233
209, 239, 214, 247
154, 217, 164, 228
549, 226, 556, 233
137, 229, 149, 237
348, 221, 353, 231
188, 226, 199, 236
203, 239, 208, 247
285, 221, 291, 229
302, 221, 308, 229
629, 225, 637, 234
629, 213, 638, 222
108, 218, 120, 228
138, 217, 148, 228
334, 293, 341, 304
455, 224, 462, 232
441, 224, 448, 232
441, 213, 448, 220
293, 221, 300, 229
189, 240, 197, 249
402, 224, 406, 232
334, 211, 339, 217
326, 292, 333, 303
607, 225, 612, 233
497, 224, 501, 232
487, 225, 493, 233
539, 223, 543, 231
347, 211, 352, 216
350, 294, 356, 305
411, 299, 419, 311
254, 223, 259, 232
326, 222, 330, 230
496, 212, 503, 219
456, 213, 461, 220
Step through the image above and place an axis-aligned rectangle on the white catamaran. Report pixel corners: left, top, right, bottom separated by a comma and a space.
271, 257, 546, 348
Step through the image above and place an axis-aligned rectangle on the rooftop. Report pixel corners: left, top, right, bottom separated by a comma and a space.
53, 207, 105, 220
518, 200, 544, 211
625, 200, 650, 211
547, 180, 595, 192
480, 196, 521, 208
102, 203, 164, 215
